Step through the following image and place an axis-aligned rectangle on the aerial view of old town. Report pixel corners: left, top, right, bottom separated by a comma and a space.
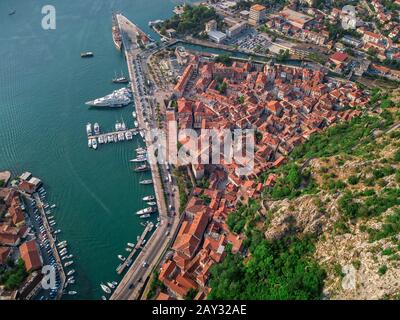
1, 0, 400, 308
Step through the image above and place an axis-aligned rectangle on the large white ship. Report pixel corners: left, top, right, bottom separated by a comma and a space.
85, 87, 132, 108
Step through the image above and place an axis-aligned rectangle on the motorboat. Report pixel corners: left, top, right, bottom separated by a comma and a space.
147, 202, 156, 206
140, 214, 151, 219
64, 261, 74, 267
117, 255, 126, 262
67, 270, 75, 276
94, 123, 100, 135
127, 243, 135, 248
142, 195, 155, 201
68, 291, 77, 295
107, 282, 115, 289
92, 139, 98, 150
81, 52, 94, 58
136, 207, 157, 215
86, 123, 92, 136
100, 283, 111, 294
139, 179, 153, 185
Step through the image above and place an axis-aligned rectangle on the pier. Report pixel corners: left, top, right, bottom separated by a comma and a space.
33, 193, 66, 300
116, 222, 153, 275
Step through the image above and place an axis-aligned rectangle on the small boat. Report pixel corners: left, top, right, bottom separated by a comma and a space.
68, 291, 77, 295
67, 270, 75, 276
125, 131, 133, 140
64, 261, 74, 267
134, 164, 150, 172
54, 229, 61, 234
143, 195, 155, 201
100, 283, 111, 294
112, 71, 129, 84
88, 139, 92, 148
118, 255, 126, 262
115, 122, 121, 131
136, 150, 147, 155
107, 135, 113, 143
136, 147, 145, 153
92, 139, 98, 150
134, 121, 138, 128
57, 241, 67, 247
81, 52, 94, 58
112, 281, 118, 286
139, 179, 153, 185
140, 214, 151, 219
147, 202, 156, 206
8, 10, 16, 16
94, 123, 100, 135
126, 248, 132, 252
132, 111, 137, 118
131, 156, 147, 163
50, 204, 57, 209
136, 207, 157, 215
98, 136, 105, 144
127, 243, 135, 248
107, 282, 115, 289
67, 276, 75, 282
101, 296, 107, 300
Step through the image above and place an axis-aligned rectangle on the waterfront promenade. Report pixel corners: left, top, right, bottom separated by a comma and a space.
33, 193, 66, 299
110, 14, 180, 300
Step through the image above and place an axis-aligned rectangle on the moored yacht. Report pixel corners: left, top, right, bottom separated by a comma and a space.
142, 195, 155, 201
100, 283, 111, 294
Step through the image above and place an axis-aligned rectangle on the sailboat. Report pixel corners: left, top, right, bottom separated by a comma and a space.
112, 70, 129, 84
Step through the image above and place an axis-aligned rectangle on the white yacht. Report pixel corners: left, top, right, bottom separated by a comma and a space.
132, 111, 137, 118
118, 255, 126, 262
86, 123, 92, 136
125, 131, 133, 140
85, 87, 132, 108
127, 243, 135, 248
88, 139, 92, 148
107, 282, 115, 289
94, 123, 100, 135
100, 283, 111, 294
143, 195, 155, 201
92, 139, 98, 150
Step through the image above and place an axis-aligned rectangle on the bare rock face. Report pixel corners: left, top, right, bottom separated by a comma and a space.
263, 195, 330, 241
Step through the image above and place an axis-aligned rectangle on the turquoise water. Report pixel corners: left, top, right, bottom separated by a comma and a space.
0, 0, 192, 300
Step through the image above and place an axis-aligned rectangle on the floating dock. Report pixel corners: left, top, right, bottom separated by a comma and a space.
116, 222, 153, 275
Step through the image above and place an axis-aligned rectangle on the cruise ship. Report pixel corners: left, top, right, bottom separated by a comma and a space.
85, 87, 132, 108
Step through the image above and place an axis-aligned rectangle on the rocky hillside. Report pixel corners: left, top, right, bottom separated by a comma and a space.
209, 89, 400, 300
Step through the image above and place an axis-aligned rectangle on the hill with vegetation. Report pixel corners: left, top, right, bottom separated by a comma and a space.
209, 89, 400, 300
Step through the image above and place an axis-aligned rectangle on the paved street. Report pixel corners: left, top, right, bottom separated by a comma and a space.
110, 14, 181, 300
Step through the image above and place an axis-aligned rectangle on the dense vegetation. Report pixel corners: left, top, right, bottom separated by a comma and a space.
0, 179, 4, 187
208, 236, 325, 300
214, 54, 233, 67
0, 259, 28, 290
367, 209, 400, 242
262, 164, 318, 200
339, 188, 400, 220
290, 115, 390, 161
159, 5, 217, 36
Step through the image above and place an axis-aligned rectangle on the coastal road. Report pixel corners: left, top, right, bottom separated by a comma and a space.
110, 14, 181, 300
